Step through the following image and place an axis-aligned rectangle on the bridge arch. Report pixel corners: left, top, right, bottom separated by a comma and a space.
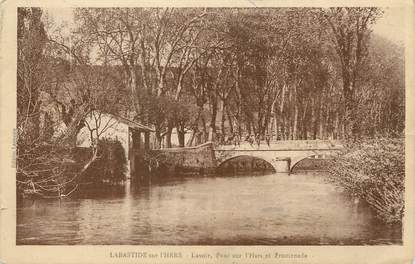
290, 153, 335, 173
214, 140, 343, 173
217, 155, 277, 172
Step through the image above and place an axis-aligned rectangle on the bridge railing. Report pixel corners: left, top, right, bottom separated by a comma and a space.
215, 140, 343, 151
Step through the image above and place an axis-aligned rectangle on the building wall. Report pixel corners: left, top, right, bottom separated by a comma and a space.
76, 112, 131, 175
151, 142, 216, 174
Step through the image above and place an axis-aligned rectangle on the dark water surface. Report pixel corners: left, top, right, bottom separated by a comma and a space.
16, 172, 401, 245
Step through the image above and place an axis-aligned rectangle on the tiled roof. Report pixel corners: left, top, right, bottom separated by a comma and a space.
88, 110, 154, 132
108, 113, 154, 132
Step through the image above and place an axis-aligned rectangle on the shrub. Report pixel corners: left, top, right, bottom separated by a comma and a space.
17, 144, 80, 198
329, 138, 404, 224
83, 138, 127, 185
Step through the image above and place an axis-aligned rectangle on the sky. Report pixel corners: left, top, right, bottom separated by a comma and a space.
44, 7, 406, 45
372, 7, 406, 45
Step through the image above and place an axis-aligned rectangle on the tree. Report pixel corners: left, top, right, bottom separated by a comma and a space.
16, 8, 127, 198
74, 8, 208, 139
354, 35, 404, 137
17, 8, 47, 144
320, 7, 383, 137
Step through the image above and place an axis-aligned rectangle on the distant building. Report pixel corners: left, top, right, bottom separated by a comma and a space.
76, 111, 154, 177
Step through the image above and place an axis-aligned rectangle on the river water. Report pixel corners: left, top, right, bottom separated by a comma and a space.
16, 171, 401, 245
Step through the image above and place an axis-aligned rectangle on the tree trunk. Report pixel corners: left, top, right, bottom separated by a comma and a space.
154, 130, 162, 149
226, 107, 234, 135
164, 126, 173, 148
268, 113, 274, 137
177, 125, 185, 147
201, 116, 208, 142
279, 84, 286, 140
208, 100, 217, 142
273, 110, 279, 141
301, 101, 309, 140
186, 105, 203, 146
302, 122, 307, 140
246, 121, 252, 136
311, 98, 317, 140
334, 111, 339, 140
280, 116, 285, 140
293, 104, 298, 140
55, 102, 88, 148
318, 100, 324, 139
285, 116, 290, 140
157, 71, 165, 96
263, 108, 271, 137
343, 79, 356, 138
128, 66, 140, 115
139, 40, 149, 92
186, 128, 197, 147
218, 99, 225, 142
325, 107, 330, 139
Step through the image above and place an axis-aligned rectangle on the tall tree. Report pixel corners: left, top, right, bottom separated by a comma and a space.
320, 7, 383, 137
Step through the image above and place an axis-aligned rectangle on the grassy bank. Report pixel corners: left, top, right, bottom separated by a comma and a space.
329, 138, 404, 224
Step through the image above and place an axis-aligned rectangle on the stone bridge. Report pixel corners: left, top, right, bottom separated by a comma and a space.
214, 140, 343, 173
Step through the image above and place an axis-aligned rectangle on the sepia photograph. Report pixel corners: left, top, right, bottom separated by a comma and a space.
13, 5, 406, 248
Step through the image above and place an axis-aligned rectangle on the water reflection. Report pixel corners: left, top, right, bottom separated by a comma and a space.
16, 171, 402, 245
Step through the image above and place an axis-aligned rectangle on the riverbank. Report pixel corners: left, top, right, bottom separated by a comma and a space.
328, 138, 404, 224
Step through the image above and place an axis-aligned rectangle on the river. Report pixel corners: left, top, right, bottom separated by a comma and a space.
16, 171, 401, 245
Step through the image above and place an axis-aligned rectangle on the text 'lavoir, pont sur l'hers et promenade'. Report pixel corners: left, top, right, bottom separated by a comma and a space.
109, 251, 309, 261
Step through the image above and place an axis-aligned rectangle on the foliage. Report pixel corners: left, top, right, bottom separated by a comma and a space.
320, 8, 384, 137
17, 145, 74, 198
355, 35, 405, 136
68, 7, 403, 145
16, 8, 130, 198
16, 8, 80, 198
17, 7, 47, 145
83, 139, 127, 184
329, 138, 404, 224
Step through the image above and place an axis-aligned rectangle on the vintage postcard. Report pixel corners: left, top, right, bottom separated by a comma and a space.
1, 0, 414, 263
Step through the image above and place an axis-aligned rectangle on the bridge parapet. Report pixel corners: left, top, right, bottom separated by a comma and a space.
215, 140, 343, 151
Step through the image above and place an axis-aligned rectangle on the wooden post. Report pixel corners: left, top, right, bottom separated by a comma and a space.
131, 129, 141, 150
144, 131, 150, 150
130, 129, 141, 180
